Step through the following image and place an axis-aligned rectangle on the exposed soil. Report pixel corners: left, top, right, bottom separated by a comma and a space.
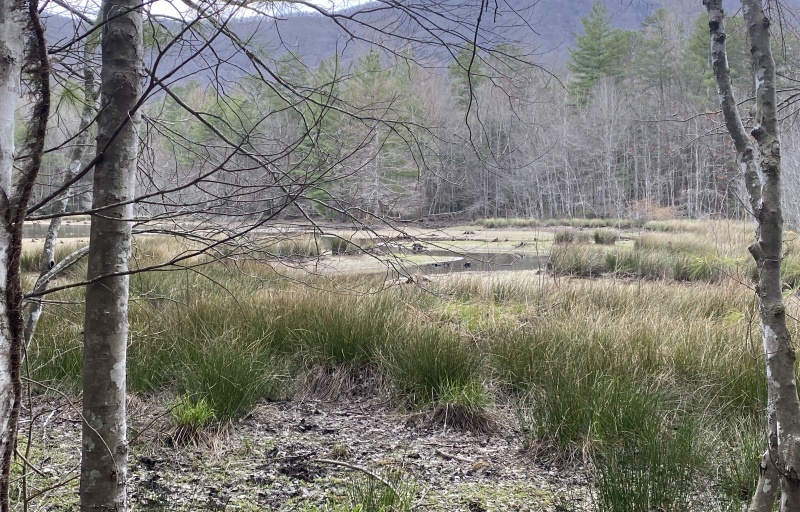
19, 394, 591, 511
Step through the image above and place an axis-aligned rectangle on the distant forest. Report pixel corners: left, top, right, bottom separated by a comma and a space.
39, 0, 800, 226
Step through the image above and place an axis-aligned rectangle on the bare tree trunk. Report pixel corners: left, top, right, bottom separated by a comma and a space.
24, 36, 97, 348
0, 1, 49, 509
705, 0, 800, 509
79, 0, 141, 509
0, 4, 26, 509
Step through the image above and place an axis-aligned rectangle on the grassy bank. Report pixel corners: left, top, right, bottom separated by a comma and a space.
24, 220, 795, 510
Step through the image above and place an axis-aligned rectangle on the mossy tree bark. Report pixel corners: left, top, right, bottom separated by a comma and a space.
705, 0, 800, 509
79, 0, 141, 510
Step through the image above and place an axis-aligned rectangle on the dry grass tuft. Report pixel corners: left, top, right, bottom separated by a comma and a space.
297, 365, 384, 402
405, 403, 499, 434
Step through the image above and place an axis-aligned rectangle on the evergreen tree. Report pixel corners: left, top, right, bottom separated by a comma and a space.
567, 1, 631, 100
631, 9, 683, 96
684, 12, 750, 95
448, 42, 486, 107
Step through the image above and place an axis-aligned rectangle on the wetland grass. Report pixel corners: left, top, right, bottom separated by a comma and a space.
593, 229, 619, 245
477, 217, 646, 229
24, 221, 796, 509
552, 228, 592, 245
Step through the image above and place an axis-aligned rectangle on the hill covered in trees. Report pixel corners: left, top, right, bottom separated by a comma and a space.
39, 0, 800, 226
44, 0, 721, 68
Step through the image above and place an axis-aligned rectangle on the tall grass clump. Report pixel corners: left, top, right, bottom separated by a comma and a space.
268, 234, 323, 258
606, 249, 667, 279
384, 326, 494, 430
127, 277, 292, 416
492, 324, 670, 450
133, 272, 411, 412
271, 291, 403, 370
343, 471, 416, 512
386, 327, 483, 406
549, 240, 751, 283
26, 287, 86, 389
476, 217, 511, 229
170, 395, 215, 444
552, 228, 591, 244
542, 218, 643, 229
302, 471, 417, 512
476, 217, 542, 228
439, 274, 543, 305
594, 416, 702, 512
643, 219, 715, 233
489, 320, 714, 508
634, 232, 716, 256
327, 236, 355, 255
593, 229, 619, 245
20, 242, 87, 276
713, 418, 764, 509
175, 332, 286, 422
548, 244, 606, 277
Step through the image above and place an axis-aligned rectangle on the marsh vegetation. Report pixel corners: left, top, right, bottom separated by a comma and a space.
16, 218, 793, 510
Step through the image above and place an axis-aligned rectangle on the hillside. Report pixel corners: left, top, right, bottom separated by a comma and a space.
43, 0, 750, 82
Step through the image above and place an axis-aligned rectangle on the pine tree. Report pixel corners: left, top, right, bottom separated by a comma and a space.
685, 12, 750, 95
448, 42, 486, 107
567, 1, 631, 100
632, 9, 683, 95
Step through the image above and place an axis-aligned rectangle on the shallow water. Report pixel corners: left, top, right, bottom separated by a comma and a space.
24, 223, 91, 239
406, 249, 545, 274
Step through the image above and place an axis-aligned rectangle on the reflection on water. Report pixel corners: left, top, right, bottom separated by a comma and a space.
24, 223, 91, 239
409, 249, 544, 274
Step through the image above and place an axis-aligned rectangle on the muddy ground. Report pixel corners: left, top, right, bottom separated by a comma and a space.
19, 393, 590, 511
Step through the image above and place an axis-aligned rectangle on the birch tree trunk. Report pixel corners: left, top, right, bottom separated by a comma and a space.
0, 3, 26, 508
24, 32, 97, 348
0, 1, 49, 509
704, 0, 800, 509
79, 0, 141, 509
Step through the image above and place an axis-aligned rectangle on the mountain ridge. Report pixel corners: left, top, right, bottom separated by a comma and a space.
42, 0, 781, 82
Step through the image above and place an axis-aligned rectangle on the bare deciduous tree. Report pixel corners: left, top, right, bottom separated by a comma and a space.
0, 1, 49, 509
79, 0, 142, 509
705, 0, 800, 509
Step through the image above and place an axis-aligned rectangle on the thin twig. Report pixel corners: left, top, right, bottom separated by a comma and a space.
13, 449, 46, 478
313, 458, 398, 495
21, 379, 114, 463
433, 448, 473, 463
24, 472, 79, 501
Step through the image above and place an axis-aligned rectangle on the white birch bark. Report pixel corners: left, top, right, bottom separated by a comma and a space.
79, 0, 141, 509
0, 1, 50, 508
0, 3, 26, 506
705, 0, 800, 509
24, 36, 97, 348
